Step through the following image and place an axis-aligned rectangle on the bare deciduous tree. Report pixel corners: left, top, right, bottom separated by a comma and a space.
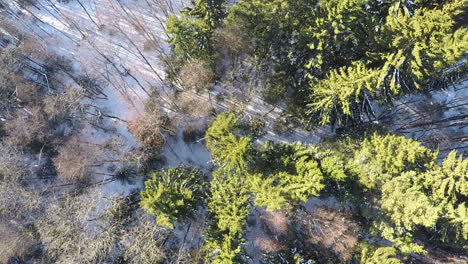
128, 100, 173, 151
43, 86, 86, 122
4, 106, 50, 150
0, 143, 29, 182
177, 91, 214, 118
53, 136, 96, 184
178, 59, 214, 93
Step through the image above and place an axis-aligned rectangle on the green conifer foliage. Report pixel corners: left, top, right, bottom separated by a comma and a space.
308, 62, 382, 125
382, 0, 468, 91
166, 16, 212, 62
350, 133, 437, 189
206, 113, 252, 170
422, 151, 468, 247
424, 151, 468, 203
247, 173, 286, 211
345, 134, 468, 253
140, 167, 206, 229
204, 113, 252, 263
183, 0, 226, 30
248, 143, 324, 211
284, 156, 324, 202
208, 172, 250, 236
203, 115, 468, 258
204, 169, 250, 263
204, 233, 243, 264
361, 247, 402, 264
445, 203, 468, 243
166, 0, 226, 63
225, 0, 468, 125
307, 0, 468, 124
381, 171, 440, 231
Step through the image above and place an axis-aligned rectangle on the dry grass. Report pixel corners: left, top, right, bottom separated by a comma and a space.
261, 210, 288, 236
253, 236, 284, 253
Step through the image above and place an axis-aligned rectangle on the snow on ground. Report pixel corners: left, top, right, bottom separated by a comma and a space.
380, 78, 468, 157
2, 0, 190, 195
2, 0, 326, 188
3, 1, 467, 261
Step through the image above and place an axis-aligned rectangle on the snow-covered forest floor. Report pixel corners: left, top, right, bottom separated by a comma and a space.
1, 0, 467, 262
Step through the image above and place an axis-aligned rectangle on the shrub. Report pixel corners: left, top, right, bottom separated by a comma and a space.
122, 150, 166, 175
177, 91, 214, 118
121, 215, 169, 263
52, 136, 95, 184
43, 54, 74, 74
0, 182, 40, 221
263, 71, 289, 104
246, 116, 266, 138
0, 143, 29, 182
0, 222, 37, 263
0, 48, 23, 110
4, 106, 50, 150
216, 23, 250, 57
272, 116, 293, 135
127, 101, 172, 151
182, 123, 205, 143
15, 80, 41, 105
178, 59, 214, 92
43, 86, 86, 122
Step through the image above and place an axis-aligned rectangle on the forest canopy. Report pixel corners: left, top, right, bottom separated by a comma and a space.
0, 0, 467, 263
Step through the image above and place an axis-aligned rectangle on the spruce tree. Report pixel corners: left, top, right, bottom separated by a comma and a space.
206, 113, 252, 170
140, 167, 206, 229
225, 0, 468, 125
204, 170, 250, 263
166, 0, 227, 63
361, 247, 402, 264
423, 151, 468, 247
350, 133, 437, 190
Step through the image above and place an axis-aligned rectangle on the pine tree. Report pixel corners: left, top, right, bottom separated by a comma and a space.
183, 0, 226, 31
166, 16, 212, 62
445, 203, 468, 244
140, 167, 206, 229
247, 173, 286, 211
166, 0, 227, 63
424, 151, 468, 204
205, 0, 468, 125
